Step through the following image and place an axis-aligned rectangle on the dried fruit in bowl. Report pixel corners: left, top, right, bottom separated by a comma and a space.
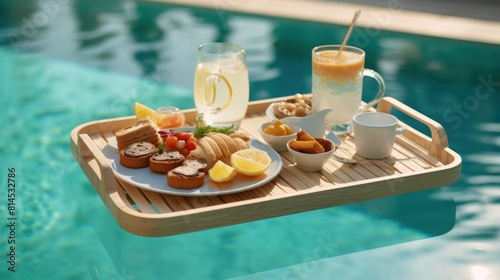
263, 120, 293, 136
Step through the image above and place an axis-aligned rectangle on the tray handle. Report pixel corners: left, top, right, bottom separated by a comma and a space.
78, 133, 118, 198
377, 97, 449, 154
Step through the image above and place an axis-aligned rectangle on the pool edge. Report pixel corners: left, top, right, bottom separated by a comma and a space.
149, 0, 500, 45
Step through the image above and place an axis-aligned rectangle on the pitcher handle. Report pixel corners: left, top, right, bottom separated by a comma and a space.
204, 74, 233, 114
359, 69, 386, 111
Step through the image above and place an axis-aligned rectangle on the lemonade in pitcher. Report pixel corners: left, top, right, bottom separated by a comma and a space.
193, 43, 249, 129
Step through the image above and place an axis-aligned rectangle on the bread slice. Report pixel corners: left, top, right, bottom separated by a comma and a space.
183, 157, 208, 173
207, 133, 231, 162
118, 134, 160, 152
232, 137, 250, 150
119, 141, 156, 168
197, 137, 217, 168
230, 131, 250, 142
115, 117, 161, 151
212, 133, 239, 154
149, 150, 184, 173
204, 136, 224, 160
167, 166, 205, 189
115, 117, 156, 137
189, 131, 251, 169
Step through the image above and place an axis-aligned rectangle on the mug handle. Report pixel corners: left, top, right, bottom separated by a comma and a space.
359, 69, 386, 111
205, 74, 233, 114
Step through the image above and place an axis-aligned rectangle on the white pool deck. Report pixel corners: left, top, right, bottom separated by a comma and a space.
153, 0, 500, 45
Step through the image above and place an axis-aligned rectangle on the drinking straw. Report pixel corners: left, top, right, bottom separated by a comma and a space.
337, 10, 362, 57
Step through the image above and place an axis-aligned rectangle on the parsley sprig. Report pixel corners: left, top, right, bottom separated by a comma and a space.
156, 140, 164, 152
193, 113, 235, 138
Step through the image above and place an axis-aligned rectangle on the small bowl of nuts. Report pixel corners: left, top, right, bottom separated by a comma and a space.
265, 93, 312, 120
259, 120, 302, 152
265, 93, 331, 138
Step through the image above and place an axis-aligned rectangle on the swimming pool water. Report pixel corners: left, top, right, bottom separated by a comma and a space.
1, 1, 500, 279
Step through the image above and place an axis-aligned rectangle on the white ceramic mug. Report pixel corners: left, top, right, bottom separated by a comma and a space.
352, 112, 405, 159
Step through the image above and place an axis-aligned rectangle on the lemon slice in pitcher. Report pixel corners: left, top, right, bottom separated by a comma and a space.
215, 74, 233, 110
194, 69, 233, 112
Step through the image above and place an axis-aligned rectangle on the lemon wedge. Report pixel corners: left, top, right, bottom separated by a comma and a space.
134, 102, 155, 120
209, 160, 238, 182
230, 149, 271, 176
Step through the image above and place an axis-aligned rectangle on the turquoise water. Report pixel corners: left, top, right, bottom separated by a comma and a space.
1, 1, 499, 279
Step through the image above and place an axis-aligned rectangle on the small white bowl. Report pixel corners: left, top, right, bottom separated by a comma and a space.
258, 121, 302, 152
286, 138, 335, 172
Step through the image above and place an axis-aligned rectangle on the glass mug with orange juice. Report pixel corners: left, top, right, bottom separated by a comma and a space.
312, 45, 385, 134
193, 43, 249, 129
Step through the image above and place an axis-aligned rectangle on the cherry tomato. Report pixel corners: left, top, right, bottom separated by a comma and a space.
165, 136, 178, 148
185, 141, 197, 151
176, 132, 191, 142
187, 136, 197, 143
181, 148, 191, 157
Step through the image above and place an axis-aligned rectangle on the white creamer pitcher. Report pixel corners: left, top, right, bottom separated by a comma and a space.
266, 104, 332, 137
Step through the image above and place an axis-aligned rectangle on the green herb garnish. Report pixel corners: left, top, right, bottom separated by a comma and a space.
157, 140, 164, 152
193, 113, 235, 138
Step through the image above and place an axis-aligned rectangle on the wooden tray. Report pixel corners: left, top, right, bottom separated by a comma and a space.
71, 97, 461, 237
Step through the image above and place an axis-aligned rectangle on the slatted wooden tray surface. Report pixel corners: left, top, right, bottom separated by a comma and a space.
71, 97, 461, 236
